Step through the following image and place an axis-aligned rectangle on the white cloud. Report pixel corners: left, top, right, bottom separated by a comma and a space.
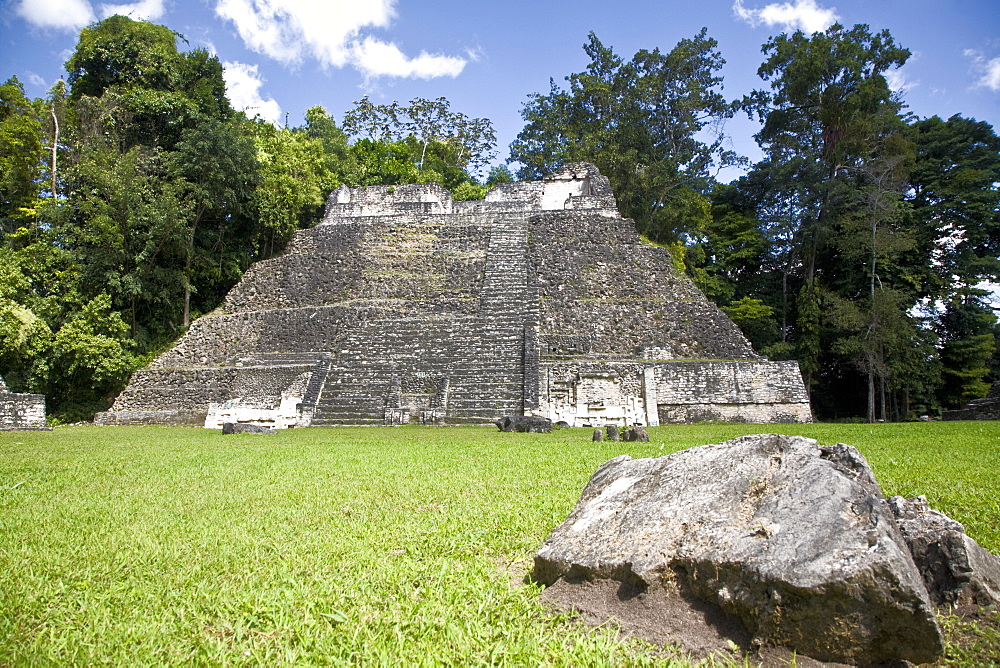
99, 0, 165, 21
15, 0, 94, 31
214, 0, 466, 79
733, 0, 839, 34
26, 72, 48, 88
982, 59, 1000, 90
965, 49, 1000, 91
885, 68, 917, 94
223, 61, 282, 126
349, 38, 466, 79
15, 0, 166, 31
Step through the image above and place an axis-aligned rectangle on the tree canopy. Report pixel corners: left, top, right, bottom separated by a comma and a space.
510, 30, 739, 245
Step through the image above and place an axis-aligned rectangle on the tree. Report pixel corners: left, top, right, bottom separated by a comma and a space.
169, 117, 260, 327
60, 137, 187, 341
343, 96, 496, 185
511, 30, 737, 244
721, 297, 780, 353
66, 15, 183, 100
249, 109, 359, 257
907, 115, 1000, 297
49, 293, 135, 420
741, 24, 912, 415
0, 15, 267, 419
687, 182, 774, 306
904, 115, 999, 412
0, 77, 44, 232
304, 105, 360, 186
743, 23, 910, 287
486, 164, 514, 186
936, 291, 997, 409
59, 15, 256, 335
831, 135, 916, 421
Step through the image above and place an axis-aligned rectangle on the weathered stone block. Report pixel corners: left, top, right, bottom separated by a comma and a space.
889, 494, 1000, 607
495, 415, 552, 433
221, 422, 276, 435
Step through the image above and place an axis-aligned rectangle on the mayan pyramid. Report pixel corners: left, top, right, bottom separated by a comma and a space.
96, 163, 811, 428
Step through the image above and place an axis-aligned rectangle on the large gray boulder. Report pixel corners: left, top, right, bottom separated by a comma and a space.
532, 434, 945, 665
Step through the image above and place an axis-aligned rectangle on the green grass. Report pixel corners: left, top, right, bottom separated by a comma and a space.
1, 422, 998, 665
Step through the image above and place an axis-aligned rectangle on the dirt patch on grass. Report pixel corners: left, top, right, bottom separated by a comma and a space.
541, 577, 856, 667
939, 604, 1000, 665
539, 576, 1000, 665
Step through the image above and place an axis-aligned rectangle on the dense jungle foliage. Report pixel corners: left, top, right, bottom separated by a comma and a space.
1, 16, 997, 421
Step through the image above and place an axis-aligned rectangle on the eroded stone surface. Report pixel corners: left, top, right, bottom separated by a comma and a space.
623, 426, 649, 441
533, 434, 945, 665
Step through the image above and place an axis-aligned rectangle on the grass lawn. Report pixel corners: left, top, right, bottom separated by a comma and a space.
1, 421, 998, 665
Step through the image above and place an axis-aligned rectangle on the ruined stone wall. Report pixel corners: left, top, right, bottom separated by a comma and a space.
653, 360, 811, 423
99, 209, 532, 426
538, 360, 810, 427
96, 363, 315, 426
0, 375, 49, 430
310, 211, 535, 425
0, 394, 48, 429
224, 215, 490, 314
312, 317, 526, 425
942, 382, 1000, 421
323, 183, 454, 218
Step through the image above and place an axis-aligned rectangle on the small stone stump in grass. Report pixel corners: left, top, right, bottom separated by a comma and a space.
592, 429, 604, 442
222, 422, 276, 435
623, 426, 649, 442
606, 425, 619, 441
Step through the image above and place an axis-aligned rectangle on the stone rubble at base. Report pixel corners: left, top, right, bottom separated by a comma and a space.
95, 163, 812, 429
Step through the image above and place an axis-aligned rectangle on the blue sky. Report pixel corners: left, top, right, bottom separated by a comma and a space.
1, 0, 998, 179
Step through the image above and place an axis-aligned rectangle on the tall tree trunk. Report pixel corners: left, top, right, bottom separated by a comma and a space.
879, 375, 887, 422
183, 282, 190, 328
183, 204, 206, 328
49, 103, 59, 199
867, 359, 876, 423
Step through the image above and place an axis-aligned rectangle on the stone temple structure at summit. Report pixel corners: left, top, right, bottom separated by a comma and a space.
96, 163, 811, 428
